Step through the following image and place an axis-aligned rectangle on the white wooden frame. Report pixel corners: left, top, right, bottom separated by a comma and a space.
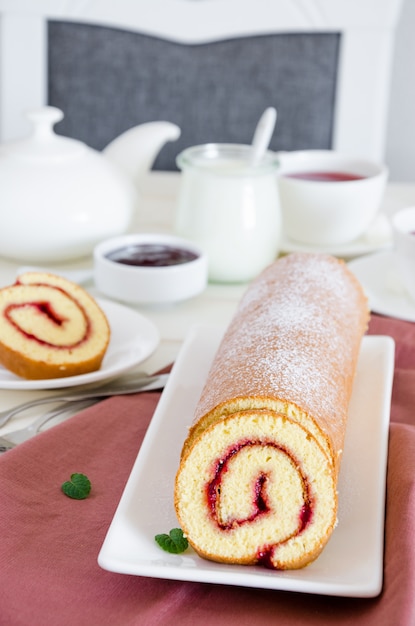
0, 0, 403, 160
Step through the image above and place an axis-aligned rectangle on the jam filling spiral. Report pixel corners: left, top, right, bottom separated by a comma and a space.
5, 287, 90, 349
206, 440, 313, 537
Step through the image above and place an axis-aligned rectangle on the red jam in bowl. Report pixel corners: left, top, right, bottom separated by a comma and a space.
105, 243, 199, 267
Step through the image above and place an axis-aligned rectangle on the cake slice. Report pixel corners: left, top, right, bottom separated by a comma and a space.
0, 272, 110, 379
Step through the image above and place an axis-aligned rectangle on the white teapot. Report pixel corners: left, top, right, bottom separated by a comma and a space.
0, 107, 180, 262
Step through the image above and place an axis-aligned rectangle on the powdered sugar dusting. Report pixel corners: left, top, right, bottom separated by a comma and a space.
193, 253, 369, 452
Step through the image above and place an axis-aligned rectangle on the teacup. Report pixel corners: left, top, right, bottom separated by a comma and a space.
277, 150, 388, 246
391, 207, 415, 303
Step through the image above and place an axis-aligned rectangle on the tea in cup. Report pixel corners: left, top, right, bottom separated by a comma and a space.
175, 144, 281, 283
277, 150, 388, 246
391, 206, 415, 303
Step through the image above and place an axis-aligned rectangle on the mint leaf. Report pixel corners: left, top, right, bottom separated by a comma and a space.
155, 528, 188, 554
61, 473, 91, 500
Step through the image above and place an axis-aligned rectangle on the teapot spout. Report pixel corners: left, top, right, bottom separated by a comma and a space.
103, 121, 181, 186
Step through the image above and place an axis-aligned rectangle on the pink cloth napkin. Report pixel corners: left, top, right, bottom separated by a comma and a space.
0, 314, 415, 626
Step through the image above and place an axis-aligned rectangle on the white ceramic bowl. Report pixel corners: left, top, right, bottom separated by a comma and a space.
93, 233, 208, 305
277, 150, 388, 246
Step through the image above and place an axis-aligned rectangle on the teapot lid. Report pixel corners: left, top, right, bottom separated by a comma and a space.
0, 106, 87, 160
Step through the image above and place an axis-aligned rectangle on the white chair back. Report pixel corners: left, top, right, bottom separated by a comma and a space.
0, 0, 403, 164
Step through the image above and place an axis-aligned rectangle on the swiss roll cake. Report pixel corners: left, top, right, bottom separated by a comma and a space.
174, 253, 369, 570
0, 272, 110, 379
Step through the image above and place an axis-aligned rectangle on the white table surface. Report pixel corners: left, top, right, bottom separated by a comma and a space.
0, 172, 414, 437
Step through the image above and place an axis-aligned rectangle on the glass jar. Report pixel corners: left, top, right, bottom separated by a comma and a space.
175, 144, 281, 283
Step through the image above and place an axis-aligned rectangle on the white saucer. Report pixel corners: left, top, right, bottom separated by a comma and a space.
0, 298, 160, 390
348, 250, 415, 322
281, 214, 393, 259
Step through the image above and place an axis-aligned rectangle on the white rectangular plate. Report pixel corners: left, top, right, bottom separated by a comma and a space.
98, 326, 395, 598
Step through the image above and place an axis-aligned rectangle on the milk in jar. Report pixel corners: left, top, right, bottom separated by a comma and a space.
175, 144, 281, 283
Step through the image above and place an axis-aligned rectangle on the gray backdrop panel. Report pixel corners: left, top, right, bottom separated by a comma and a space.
48, 21, 340, 170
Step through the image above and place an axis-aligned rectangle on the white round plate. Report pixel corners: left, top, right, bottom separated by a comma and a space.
281, 214, 393, 259
0, 298, 160, 390
348, 250, 415, 322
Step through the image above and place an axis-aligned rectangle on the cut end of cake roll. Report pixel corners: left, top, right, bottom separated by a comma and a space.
0, 272, 110, 379
175, 409, 337, 570
175, 253, 369, 570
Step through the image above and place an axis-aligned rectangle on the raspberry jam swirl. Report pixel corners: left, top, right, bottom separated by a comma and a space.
206, 441, 312, 534
5, 285, 90, 349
